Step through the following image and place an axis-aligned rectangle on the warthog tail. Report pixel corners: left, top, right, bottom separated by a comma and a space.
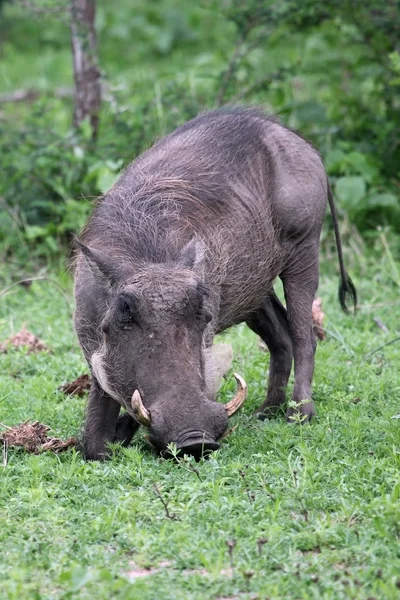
327, 178, 357, 314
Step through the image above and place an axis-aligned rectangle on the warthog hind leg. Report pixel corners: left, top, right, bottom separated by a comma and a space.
247, 291, 293, 418
282, 251, 319, 423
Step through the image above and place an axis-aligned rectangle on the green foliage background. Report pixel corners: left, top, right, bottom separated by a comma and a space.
0, 0, 399, 260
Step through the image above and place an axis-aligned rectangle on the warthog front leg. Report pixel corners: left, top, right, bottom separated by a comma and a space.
83, 379, 121, 460
247, 291, 293, 417
282, 252, 319, 422
113, 413, 140, 446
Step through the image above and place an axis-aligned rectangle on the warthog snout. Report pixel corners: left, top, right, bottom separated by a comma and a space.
169, 430, 221, 460
176, 439, 221, 460
132, 373, 247, 459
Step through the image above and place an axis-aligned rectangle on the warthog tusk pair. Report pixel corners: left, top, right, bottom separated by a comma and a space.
131, 372, 247, 427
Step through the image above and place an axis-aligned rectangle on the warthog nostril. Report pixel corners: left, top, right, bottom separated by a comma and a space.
175, 439, 220, 460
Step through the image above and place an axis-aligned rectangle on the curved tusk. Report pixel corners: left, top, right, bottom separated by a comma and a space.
224, 373, 247, 417
131, 390, 151, 427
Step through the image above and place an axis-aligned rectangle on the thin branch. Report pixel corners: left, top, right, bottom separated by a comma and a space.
0, 87, 73, 104
229, 66, 293, 104
15, 0, 69, 17
357, 300, 400, 310
153, 484, 176, 520
239, 469, 254, 503
0, 83, 111, 105
365, 336, 400, 358
186, 463, 202, 482
0, 423, 13, 431
226, 539, 236, 570
216, 32, 247, 107
3, 441, 8, 469
373, 317, 389, 334
216, 13, 273, 107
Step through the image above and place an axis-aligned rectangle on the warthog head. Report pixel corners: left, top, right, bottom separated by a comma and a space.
78, 238, 246, 458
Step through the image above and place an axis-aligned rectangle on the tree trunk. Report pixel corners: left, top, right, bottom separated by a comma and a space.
70, 0, 101, 139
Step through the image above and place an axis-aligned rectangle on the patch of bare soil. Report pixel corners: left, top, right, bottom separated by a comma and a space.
0, 421, 76, 453
59, 374, 91, 397
312, 297, 326, 341
0, 325, 49, 353
125, 563, 160, 580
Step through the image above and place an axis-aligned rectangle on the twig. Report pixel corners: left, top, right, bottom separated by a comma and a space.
153, 484, 176, 520
257, 537, 268, 555
226, 539, 236, 570
169, 447, 203, 481
379, 228, 400, 287
239, 469, 254, 503
357, 301, 400, 310
0, 422, 13, 431
216, 33, 247, 106
186, 463, 202, 482
14, 0, 69, 17
229, 66, 292, 104
373, 317, 389, 334
0, 201, 25, 230
0, 277, 72, 316
3, 441, 8, 468
0, 83, 111, 105
0, 87, 73, 104
365, 336, 400, 358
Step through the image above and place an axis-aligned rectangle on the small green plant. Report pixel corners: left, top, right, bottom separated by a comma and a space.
286, 399, 311, 425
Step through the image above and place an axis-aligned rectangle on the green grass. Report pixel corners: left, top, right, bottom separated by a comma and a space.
1, 240, 400, 600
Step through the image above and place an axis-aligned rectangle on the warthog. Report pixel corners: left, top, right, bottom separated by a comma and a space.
74, 107, 356, 460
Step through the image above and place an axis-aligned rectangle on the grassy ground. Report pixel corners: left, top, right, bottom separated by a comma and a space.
0, 237, 399, 600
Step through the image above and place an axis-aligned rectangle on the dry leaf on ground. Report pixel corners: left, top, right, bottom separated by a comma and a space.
59, 374, 91, 397
0, 325, 49, 353
312, 297, 326, 341
0, 421, 76, 453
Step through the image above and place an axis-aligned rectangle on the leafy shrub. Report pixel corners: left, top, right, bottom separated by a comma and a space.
0, 83, 206, 259
0, 103, 119, 258
0, 0, 399, 260
217, 0, 400, 233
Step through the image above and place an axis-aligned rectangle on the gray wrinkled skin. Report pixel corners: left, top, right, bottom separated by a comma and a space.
74, 107, 347, 460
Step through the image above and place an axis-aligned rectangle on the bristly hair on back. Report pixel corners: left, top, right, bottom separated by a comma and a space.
77, 107, 280, 268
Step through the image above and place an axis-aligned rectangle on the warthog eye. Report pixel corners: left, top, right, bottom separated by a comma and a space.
204, 308, 212, 323
190, 283, 211, 323
116, 293, 139, 329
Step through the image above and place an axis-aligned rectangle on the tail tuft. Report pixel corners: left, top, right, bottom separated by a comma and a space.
338, 272, 357, 314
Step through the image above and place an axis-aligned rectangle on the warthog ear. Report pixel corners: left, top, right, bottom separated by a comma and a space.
177, 237, 206, 271
75, 238, 120, 285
